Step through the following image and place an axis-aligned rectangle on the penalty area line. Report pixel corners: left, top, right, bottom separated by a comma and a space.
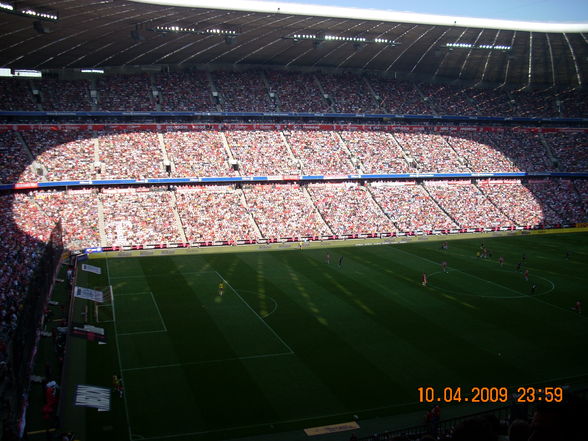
109, 270, 218, 280
122, 352, 294, 372
215, 271, 294, 355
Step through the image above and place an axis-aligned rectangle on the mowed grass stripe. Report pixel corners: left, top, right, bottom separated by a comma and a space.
358, 241, 588, 384
114, 257, 288, 370
324, 244, 584, 386
275, 249, 532, 388
239, 250, 504, 404
403, 238, 587, 316
195, 253, 351, 418
219, 252, 406, 411
114, 256, 281, 437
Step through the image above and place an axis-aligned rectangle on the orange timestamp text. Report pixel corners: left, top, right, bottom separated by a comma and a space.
417, 386, 563, 403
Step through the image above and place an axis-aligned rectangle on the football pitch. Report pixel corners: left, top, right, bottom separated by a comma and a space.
64, 233, 588, 441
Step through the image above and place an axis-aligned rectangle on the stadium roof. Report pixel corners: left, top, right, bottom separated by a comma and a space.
1, 0, 587, 86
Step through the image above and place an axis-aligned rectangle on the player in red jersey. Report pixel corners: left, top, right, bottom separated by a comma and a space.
524, 269, 529, 281
499, 256, 504, 267
573, 300, 582, 314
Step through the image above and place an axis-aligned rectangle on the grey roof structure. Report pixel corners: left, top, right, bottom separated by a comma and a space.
1, 0, 587, 86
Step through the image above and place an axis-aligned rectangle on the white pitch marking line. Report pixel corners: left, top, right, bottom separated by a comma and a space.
109, 271, 217, 280
118, 330, 168, 337
427, 270, 556, 299
240, 290, 279, 318
396, 247, 585, 317
106, 257, 134, 441
215, 271, 294, 355
122, 352, 294, 372
150, 292, 168, 332
398, 248, 523, 299
113, 291, 153, 297
263, 296, 278, 318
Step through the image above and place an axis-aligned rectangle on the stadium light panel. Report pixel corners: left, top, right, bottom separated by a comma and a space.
81, 69, 104, 74
288, 33, 395, 45
21, 8, 58, 20
0, 2, 14, 11
445, 42, 511, 51
13, 69, 42, 77
0, 68, 12, 77
152, 25, 238, 36
0, 2, 58, 20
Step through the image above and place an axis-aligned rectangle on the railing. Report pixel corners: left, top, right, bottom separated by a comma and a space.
359, 387, 588, 441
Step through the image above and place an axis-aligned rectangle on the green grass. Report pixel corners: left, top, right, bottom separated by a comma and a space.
63, 233, 588, 441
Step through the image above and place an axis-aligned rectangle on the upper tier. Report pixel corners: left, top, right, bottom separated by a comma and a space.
1, 71, 587, 118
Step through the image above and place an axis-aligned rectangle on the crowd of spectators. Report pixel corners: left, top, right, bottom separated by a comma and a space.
19, 130, 96, 181
525, 180, 585, 224
308, 183, 396, 235
425, 182, 513, 229
0, 131, 31, 184
175, 187, 258, 243
265, 71, 330, 113
0, 79, 37, 111
574, 180, 588, 214
213, 71, 276, 112
0, 193, 57, 368
97, 130, 166, 179
464, 88, 514, 117
285, 130, 356, 174
2, 128, 581, 184
101, 189, 182, 245
1, 176, 583, 250
542, 132, 588, 172
478, 181, 561, 226
483, 132, 553, 172
370, 183, 457, 231
556, 88, 588, 118
442, 133, 520, 173
225, 130, 298, 176
38, 79, 92, 111
32, 190, 101, 249
340, 131, 412, 174
96, 74, 154, 111
417, 83, 479, 116
366, 76, 429, 115
163, 130, 233, 177
244, 184, 331, 238
1, 73, 587, 118
155, 71, 215, 111
393, 132, 469, 173
316, 73, 379, 113
510, 89, 559, 118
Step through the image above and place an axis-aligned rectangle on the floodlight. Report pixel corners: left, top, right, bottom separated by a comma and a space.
0, 2, 14, 11
14, 69, 42, 77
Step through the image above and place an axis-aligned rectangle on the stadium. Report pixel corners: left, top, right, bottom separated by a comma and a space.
0, 0, 587, 440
